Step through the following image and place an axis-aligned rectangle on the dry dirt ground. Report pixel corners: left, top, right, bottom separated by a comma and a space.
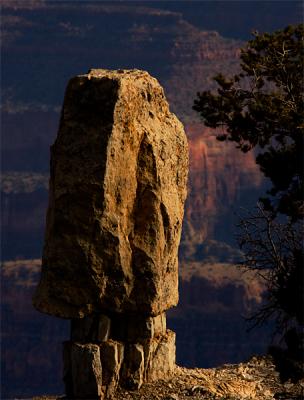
30, 356, 303, 400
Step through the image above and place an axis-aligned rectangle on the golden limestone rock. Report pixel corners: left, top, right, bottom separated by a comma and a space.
33, 69, 188, 319
33, 69, 188, 399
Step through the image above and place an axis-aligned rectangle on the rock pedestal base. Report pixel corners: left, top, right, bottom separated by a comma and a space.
63, 313, 175, 399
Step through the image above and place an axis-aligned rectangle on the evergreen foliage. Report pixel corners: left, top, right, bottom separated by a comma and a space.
193, 24, 304, 220
193, 25, 304, 351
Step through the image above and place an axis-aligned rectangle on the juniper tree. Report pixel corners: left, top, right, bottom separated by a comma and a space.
193, 24, 304, 221
193, 25, 304, 341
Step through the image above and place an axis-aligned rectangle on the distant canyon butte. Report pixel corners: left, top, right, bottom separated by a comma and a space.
1, 1, 301, 398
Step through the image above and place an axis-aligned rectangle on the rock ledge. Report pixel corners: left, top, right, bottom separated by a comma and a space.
31, 356, 304, 400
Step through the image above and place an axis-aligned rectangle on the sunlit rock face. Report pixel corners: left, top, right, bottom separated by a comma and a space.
31, 69, 188, 399
33, 69, 188, 320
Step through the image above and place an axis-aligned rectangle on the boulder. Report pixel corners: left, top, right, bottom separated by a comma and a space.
33, 69, 188, 318
121, 343, 145, 390
119, 329, 175, 389
63, 342, 103, 399
144, 329, 176, 381
100, 340, 124, 398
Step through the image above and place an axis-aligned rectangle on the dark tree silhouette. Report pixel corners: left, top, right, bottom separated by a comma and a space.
236, 204, 303, 331
193, 24, 304, 221
193, 25, 304, 374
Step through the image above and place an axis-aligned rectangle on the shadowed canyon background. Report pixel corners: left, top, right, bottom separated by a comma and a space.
1, 1, 302, 398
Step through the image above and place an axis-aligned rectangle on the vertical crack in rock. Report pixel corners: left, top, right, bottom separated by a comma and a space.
33, 69, 188, 399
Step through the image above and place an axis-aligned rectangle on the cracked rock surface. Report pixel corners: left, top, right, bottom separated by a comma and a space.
33, 68, 188, 319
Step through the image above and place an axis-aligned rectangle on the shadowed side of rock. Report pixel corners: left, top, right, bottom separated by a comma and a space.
32, 69, 188, 399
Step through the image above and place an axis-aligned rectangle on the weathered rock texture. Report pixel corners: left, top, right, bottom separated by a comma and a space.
33, 68, 188, 319
27, 355, 304, 400
32, 69, 188, 399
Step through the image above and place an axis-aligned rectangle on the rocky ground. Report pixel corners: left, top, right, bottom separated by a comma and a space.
30, 356, 303, 400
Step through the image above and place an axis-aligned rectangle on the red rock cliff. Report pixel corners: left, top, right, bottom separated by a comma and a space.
183, 123, 263, 243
